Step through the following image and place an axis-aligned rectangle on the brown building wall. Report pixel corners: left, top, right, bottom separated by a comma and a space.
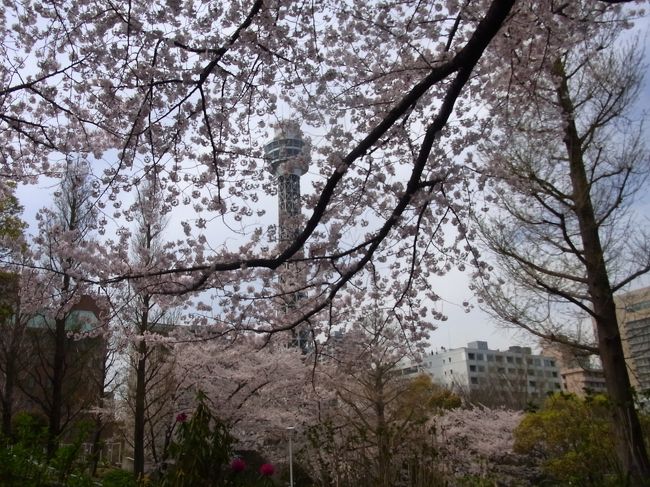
615, 287, 650, 396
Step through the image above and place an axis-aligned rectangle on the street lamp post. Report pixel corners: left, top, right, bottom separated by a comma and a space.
287, 426, 295, 487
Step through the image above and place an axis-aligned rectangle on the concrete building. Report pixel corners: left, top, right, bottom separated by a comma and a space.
541, 341, 607, 396
559, 367, 607, 395
615, 286, 650, 405
21, 295, 107, 420
401, 341, 563, 408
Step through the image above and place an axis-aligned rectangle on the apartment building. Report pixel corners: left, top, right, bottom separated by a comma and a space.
541, 341, 607, 396
401, 341, 563, 408
615, 286, 650, 405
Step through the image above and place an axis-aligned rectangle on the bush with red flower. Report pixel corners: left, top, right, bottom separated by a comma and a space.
259, 463, 275, 476
230, 457, 246, 473
158, 391, 279, 487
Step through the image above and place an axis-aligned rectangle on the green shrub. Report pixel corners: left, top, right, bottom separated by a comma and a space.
0, 412, 94, 486
514, 393, 623, 486
101, 468, 139, 487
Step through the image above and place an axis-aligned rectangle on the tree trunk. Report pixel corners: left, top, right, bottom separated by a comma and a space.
556, 60, 650, 484
89, 419, 104, 477
48, 315, 67, 457
134, 339, 147, 478
374, 373, 391, 487
1, 351, 15, 437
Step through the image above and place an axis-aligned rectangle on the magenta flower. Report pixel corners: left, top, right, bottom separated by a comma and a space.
259, 463, 275, 476
230, 457, 246, 473
175, 412, 188, 423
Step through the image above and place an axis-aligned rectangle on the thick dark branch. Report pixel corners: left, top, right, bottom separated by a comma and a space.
102, 0, 517, 291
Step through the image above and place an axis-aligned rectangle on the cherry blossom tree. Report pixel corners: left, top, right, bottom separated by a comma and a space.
431, 407, 528, 484
1, 0, 641, 338
111, 170, 189, 477
171, 332, 319, 459
302, 310, 448, 487
1, 0, 640, 354
2, 0, 520, 338
86, 300, 120, 477
28, 158, 101, 455
471, 13, 650, 479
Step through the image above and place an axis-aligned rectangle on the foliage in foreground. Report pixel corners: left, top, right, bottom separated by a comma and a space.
514, 393, 650, 486
157, 391, 277, 487
0, 412, 95, 486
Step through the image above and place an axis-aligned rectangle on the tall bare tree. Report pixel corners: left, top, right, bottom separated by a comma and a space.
474, 37, 650, 481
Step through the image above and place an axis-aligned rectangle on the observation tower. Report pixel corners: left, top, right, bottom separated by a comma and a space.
264, 121, 311, 352
264, 121, 310, 245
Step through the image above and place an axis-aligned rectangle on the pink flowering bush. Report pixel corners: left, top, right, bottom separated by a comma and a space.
430, 407, 537, 485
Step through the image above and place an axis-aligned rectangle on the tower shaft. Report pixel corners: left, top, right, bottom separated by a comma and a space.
277, 173, 301, 244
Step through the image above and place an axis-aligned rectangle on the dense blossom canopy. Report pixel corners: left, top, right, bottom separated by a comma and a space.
0, 0, 644, 337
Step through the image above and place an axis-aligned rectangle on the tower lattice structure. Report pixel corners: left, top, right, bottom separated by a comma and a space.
264, 121, 311, 351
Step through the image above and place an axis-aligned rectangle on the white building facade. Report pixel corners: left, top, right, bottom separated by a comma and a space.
401, 341, 563, 407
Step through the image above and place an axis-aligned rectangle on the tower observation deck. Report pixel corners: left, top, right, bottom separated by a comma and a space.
264, 122, 309, 245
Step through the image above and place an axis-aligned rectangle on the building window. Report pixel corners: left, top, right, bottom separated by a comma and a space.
495, 355, 504, 363
487, 354, 494, 362
506, 356, 514, 364
468, 353, 475, 360
515, 357, 523, 364
625, 300, 650, 312
477, 353, 484, 361
498, 367, 505, 373
527, 358, 533, 365
478, 365, 485, 372
469, 365, 477, 372
529, 380, 536, 387
471, 377, 479, 384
